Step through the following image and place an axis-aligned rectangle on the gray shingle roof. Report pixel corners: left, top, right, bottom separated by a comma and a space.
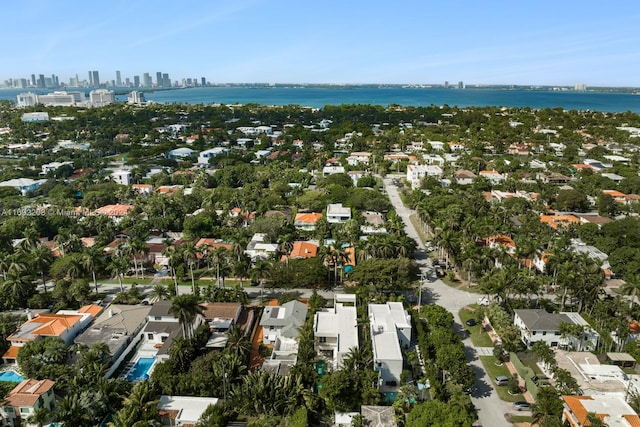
515, 309, 571, 331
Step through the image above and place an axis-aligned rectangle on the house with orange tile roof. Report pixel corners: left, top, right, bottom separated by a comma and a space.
2, 305, 102, 363
282, 241, 318, 262
562, 394, 640, 427
155, 185, 183, 196
294, 212, 323, 231
1, 379, 56, 427
603, 189, 628, 203
92, 204, 134, 222
486, 235, 516, 254
540, 214, 581, 230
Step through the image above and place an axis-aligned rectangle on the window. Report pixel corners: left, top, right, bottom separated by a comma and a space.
5, 407, 13, 413
147, 333, 154, 340
532, 331, 537, 335
319, 337, 327, 343
161, 336, 168, 343
154, 316, 162, 321
542, 331, 547, 336
20, 407, 30, 414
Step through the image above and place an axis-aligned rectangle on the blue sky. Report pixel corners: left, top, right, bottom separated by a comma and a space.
4, 0, 640, 86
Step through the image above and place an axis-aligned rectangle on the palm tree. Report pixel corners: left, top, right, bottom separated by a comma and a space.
148, 283, 170, 303
129, 237, 149, 279
30, 244, 53, 294
3, 271, 34, 308
80, 246, 103, 296
621, 275, 640, 309
169, 294, 203, 339
181, 241, 198, 294
26, 406, 50, 427
224, 325, 251, 360
207, 246, 229, 287
249, 260, 272, 301
108, 255, 129, 293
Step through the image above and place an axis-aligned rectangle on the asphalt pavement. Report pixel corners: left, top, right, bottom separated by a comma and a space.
383, 175, 513, 427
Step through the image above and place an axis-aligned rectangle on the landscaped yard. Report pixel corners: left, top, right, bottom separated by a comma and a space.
459, 307, 494, 347
480, 356, 525, 402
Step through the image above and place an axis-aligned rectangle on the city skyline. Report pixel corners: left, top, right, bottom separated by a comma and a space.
2, 1, 640, 87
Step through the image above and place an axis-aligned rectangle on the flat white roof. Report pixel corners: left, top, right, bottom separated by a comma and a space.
369, 303, 404, 362
159, 395, 219, 422
314, 303, 358, 354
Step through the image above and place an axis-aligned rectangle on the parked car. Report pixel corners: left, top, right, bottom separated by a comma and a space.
465, 318, 477, 327
533, 374, 550, 385
494, 375, 510, 386
513, 401, 530, 411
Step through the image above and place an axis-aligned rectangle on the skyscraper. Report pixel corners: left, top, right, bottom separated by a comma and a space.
133, 75, 140, 87
162, 73, 170, 88
88, 71, 93, 87
143, 73, 152, 87
38, 74, 45, 88
116, 70, 122, 86
92, 71, 100, 87
156, 72, 163, 87
201, 77, 206, 86
31, 74, 36, 87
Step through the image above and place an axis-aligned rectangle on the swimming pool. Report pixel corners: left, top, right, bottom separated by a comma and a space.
0, 370, 25, 382
126, 357, 156, 381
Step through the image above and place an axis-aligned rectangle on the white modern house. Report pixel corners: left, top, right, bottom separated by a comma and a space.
167, 147, 197, 159
314, 294, 358, 370
323, 165, 345, 176
406, 164, 443, 189
0, 178, 47, 195
513, 309, 599, 351
326, 203, 352, 224
158, 396, 220, 426
244, 233, 278, 261
369, 302, 412, 390
40, 161, 73, 175
112, 169, 133, 185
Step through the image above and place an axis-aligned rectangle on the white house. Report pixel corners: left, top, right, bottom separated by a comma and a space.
244, 233, 278, 261
513, 309, 599, 351
197, 147, 229, 165
369, 302, 412, 390
1, 380, 56, 427
346, 152, 372, 166
112, 169, 133, 185
406, 164, 443, 189
158, 396, 220, 426
260, 300, 308, 345
167, 147, 197, 159
326, 203, 352, 224
314, 294, 358, 370
323, 165, 346, 176
40, 161, 73, 175
0, 178, 47, 195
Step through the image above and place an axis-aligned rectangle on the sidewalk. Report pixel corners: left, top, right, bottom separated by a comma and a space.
483, 320, 535, 404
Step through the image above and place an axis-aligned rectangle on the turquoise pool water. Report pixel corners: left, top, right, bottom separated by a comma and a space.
0, 370, 25, 382
126, 357, 155, 381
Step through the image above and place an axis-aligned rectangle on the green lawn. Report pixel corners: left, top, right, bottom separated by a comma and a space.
480, 356, 525, 402
509, 415, 533, 424
520, 357, 545, 376
459, 308, 494, 347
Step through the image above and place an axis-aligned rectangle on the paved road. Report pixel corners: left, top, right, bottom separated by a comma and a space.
383, 175, 513, 427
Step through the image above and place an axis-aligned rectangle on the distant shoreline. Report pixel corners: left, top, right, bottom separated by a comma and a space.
1, 84, 638, 95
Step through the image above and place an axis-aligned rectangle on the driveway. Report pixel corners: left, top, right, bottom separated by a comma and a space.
383, 176, 513, 427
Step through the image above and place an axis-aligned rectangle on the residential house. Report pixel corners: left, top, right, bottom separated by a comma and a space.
348, 170, 365, 186
513, 309, 599, 351
158, 395, 220, 427
197, 147, 229, 166
540, 214, 581, 230
0, 178, 48, 195
0, 379, 55, 427
200, 302, 243, 349
167, 147, 197, 160
326, 203, 352, 224
575, 214, 613, 229
92, 204, 135, 223
454, 169, 476, 185
427, 140, 445, 151
283, 241, 318, 262
562, 394, 640, 427
346, 152, 372, 166
323, 165, 346, 176
369, 302, 412, 390
536, 172, 571, 184
361, 211, 387, 235
314, 294, 358, 370
422, 154, 445, 166
141, 301, 198, 361
112, 169, 132, 185
261, 300, 308, 346
75, 304, 152, 363
244, 233, 278, 261
40, 161, 73, 176
570, 238, 613, 279
361, 406, 398, 427
3, 305, 102, 363
479, 170, 506, 184
294, 212, 323, 231
132, 184, 154, 196
406, 164, 443, 189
